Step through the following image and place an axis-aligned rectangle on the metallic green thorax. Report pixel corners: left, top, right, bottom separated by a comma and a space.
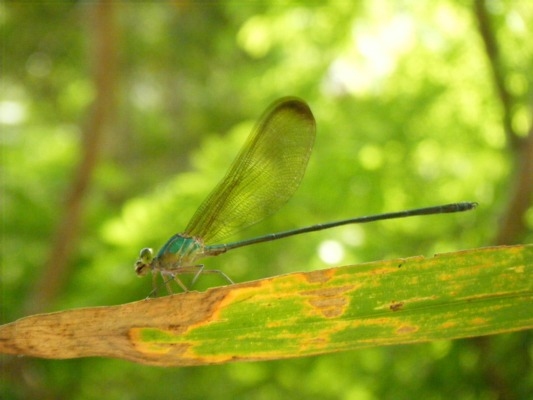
157, 234, 205, 265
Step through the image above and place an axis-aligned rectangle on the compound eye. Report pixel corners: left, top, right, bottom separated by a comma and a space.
138, 248, 154, 263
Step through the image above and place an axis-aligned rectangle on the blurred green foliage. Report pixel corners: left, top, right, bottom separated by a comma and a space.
1, 1, 531, 399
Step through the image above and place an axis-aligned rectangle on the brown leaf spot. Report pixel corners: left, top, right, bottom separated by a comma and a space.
396, 325, 418, 335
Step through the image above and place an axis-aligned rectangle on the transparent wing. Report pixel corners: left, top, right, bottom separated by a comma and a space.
185, 97, 316, 244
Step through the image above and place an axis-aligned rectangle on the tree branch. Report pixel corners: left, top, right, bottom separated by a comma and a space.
473, 0, 533, 245
25, 1, 118, 314
473, 0, 519, 149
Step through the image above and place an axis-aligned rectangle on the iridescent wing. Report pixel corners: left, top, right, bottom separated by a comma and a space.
184, 97, 316, 244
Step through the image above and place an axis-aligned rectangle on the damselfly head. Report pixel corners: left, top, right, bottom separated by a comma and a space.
135, 247, 154, 276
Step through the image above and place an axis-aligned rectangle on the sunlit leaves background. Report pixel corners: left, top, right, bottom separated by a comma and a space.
1, 1, 532, 399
